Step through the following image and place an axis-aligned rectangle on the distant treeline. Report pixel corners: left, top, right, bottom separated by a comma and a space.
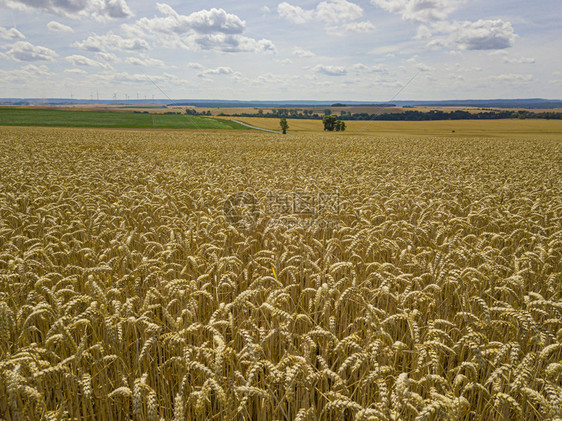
210, 108, 562, 121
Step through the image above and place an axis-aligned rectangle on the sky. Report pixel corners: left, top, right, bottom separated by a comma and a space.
0, 0, 560, 101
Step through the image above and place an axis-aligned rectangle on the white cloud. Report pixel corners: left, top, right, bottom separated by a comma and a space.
186, 7, 245, 34
185, 33, 276, 54
313, 64, 347, 76
64, 68, 87, 74
21, 63, 52, 75
341, 21, 376, 33
415, 62, 433, 71
7, 41, 58, 61
73, 32, 149, 52
0, 0, 132, 19
316, 0, 363, 24
278, 0, 365, 29
490, 73, 533, 82
503, 56, 535, 64
0, 26, 25, 40
188, 62, 204, 70
276, 58, 293, 65
199, 66, 234, 77
47, 21, 74, 32
132, 4, 245, 35
427, 19, 517, 50
415, 24, 432, 39
0, 64, 54, 81
351, 63, 386, 73
292, 47, 316, 57
101, 0, 133, 19
277, 3, 314, 24
406, 57, 433, 71
95, 51, 119, 62
125, 56, 166, 67
370, 0, 462, 23
65, 54, 112, 69
123, 5, 274, 54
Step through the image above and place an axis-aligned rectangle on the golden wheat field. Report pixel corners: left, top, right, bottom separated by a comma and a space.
222, 117, 562, 138
0, 126, 561, 420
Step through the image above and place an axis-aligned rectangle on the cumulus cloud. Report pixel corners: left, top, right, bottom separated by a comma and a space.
73, 32, 149, 52
125, 56, 166, 67
188, 62, 204, 70
503, 56, 535, 64
313, 64, 347, 76
415, 24, 432, 39
490, 73, 533, 82
279, 0, 365, 25
186, 33, 276, 54
64, 68, 87, 74
101, 0, 133, 18
370, 0, 462, 23
7, 41, 58, 61
292, 47, 316, 57
0, 26, 25, 40
95, 51, 119, 62
277, 3, 314, 23
0, 0, 132, 19
123, 4, 274, 54
47, 21, 74, 32
199, 66, 234, 77
371, 1, 518, 52
276, 58, 293, 65
316, 0, 363, 23
405, 57, 433, 71
351, 63, 386, 73
21, 63, 52, 75
427, 19, 517, 50
65, 54, 112, 69
0, 64, 54, 82
341, 21, 376, 33
132, 4, 245, 35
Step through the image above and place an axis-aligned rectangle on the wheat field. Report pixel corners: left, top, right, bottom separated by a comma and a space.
221, 117, 562, 138
0, 126, 561, 420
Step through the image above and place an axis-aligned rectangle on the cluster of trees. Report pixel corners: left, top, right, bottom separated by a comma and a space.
277, 116, 345, 134
185, 109, 212, 116
322, 115, 346, 131
341, 109, 562, 121
220, 108, 562, 121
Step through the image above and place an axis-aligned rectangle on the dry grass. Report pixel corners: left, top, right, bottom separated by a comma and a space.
0, 126, 561, 420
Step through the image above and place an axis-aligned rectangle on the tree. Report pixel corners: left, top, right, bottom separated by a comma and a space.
322, 115, 337, 131
280, 117, 289, 134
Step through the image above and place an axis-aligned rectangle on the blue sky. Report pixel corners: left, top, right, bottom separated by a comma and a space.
0, 0, 560, 100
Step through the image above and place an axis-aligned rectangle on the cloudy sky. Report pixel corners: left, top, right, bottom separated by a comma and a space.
0, 0, 560, 101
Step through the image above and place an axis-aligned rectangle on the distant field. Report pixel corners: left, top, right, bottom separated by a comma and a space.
0, 107, 247, 130
223, 117, 562, 137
